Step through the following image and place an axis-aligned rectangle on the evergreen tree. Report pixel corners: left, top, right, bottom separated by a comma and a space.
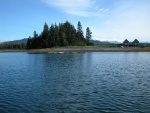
49, 24, 57, 47
41, 22, 49, 48
63, 21, 76, 45
54, 23, 59, 46
26, 36, 33, 49
33, 31, 38, 48
69, 25, 76, 45
59, 23, 68, 46
86, 27, 92, 41
33, 31, 38, 39
77, 21, 83, 35
77, 21, 84, 41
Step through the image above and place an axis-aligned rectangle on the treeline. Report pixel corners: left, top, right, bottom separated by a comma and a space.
0, 43, 26, 50
27, 21, 93, 49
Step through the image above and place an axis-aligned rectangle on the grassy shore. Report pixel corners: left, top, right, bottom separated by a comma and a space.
1, 46, 150, 53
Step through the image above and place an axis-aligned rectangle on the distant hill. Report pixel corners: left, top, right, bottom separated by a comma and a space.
2, 38, 122, 45
2, 38, 27, 44
90, 40, 111, 44
109, 41, 122, 44
90, 40, 121, 44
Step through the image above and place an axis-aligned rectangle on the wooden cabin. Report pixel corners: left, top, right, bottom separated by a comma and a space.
123, 39, 139, 47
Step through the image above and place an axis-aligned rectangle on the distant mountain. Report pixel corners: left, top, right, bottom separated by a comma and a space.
1, 38, 122, 45
0, 40, 5, 44
90, 40, 111, 44
140, 41, 150, 44
2, 38, 27, 44
109, 41, 122, 44
90, 40, 121, 44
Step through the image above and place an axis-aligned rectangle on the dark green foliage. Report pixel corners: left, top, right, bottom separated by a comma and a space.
26, 36, 33, 49
42, 22, 49, 48
0, 43, 26, 49
26, 21, 94, 49
77, 21, 84, 39
76, 21, 86, 45
86, 27, 92, 42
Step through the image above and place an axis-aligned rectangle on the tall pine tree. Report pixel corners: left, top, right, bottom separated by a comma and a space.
77, 21, 84, 39
76, 21, 86, 45
42, 22, 49, 48
86, 27, 92, 41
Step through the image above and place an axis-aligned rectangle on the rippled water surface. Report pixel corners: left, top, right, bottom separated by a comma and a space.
0, 52, 150, 113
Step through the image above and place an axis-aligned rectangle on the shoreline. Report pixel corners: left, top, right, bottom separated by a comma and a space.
0, 47, 150, 53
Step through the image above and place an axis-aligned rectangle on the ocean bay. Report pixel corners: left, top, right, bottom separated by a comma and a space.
0, 52, 150, 112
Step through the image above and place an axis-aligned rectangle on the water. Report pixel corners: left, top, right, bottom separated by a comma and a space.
0, 52, 150, 113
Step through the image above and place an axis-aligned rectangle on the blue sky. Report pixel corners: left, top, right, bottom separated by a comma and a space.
0, 0, 150, 42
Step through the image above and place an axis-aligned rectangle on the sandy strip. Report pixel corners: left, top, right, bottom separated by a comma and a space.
1, 47, 150, 53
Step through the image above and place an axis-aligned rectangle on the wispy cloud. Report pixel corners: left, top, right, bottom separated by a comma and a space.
65, 10, 100, 17
42, 0, 109, 17
99, 9, 104, 12
91, 1, 109, 13
91, 0, 150, 41
104, 9, 109, 12
44, 0, 90, 10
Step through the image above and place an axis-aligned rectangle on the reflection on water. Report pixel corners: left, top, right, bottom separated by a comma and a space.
0, 52, 150, 112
